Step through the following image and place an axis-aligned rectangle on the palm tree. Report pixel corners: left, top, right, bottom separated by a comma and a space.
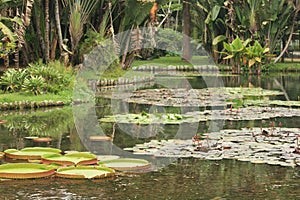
68, 0, 98, 63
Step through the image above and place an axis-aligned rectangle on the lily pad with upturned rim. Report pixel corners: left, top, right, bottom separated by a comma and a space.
41, 152, 98, 166
97, 155, 120, 162
99, 158, 152, 172
0, 163, 56, 179
4, 147, 61, 160
55, 166, 115, 179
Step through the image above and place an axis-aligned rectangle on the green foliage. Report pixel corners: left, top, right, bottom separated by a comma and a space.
79, 29, 104, 55
0, 68, 29, 92
22, 75, 45, 95
220, 37, 269, 74
245, 40, 270, 68
0, 60, 74, 95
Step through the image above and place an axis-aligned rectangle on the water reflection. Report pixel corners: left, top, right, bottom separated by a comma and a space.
0, 158, 299, 199
0, 73, 300, 199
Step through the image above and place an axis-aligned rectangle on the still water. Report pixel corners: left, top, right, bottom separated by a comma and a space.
0, 73, 300, 199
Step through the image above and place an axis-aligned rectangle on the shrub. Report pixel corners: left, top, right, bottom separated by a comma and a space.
22, 75, 46, 95
0, 68, 29, 92
0, 60, 74, 95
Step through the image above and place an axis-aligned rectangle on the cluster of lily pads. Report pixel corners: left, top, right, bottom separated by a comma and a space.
104, 87, 284, 108
100, 107, 300, 125
124, 127, 300, 168
0, 147, 151, 180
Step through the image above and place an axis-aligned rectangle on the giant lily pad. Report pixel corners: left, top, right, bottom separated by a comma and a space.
0, 163, 55, 179
99, 158, 151, 172
55, 166, 115, 179
4, 147, 61, 160
41, 152, 98, 166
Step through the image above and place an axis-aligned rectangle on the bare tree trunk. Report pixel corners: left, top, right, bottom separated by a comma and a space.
34, 2, 45, 58
182, 0, 191, 62
45, 0, 50, 62
175, 0, 180, 31
50, 36, 58, 60
55, 0, 63, 57
4, 55, 9, 68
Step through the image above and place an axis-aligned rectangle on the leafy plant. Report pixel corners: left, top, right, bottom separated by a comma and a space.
221, 37, 250, 74
22, 75, 46, 95
0, 68, 29, 92
245, 40, 270, 74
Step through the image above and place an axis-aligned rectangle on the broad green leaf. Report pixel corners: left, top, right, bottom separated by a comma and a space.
0, 22, 16, 42
211, 5, 221, 21
213, 35, 227, 45
223, 42, 232, 52
255, 57, 261, 62
263, 48, 270, 53
249, 59, 256, 67
223, 55, 234, 59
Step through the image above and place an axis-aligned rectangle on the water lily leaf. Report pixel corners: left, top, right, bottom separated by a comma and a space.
97, 155, 120, 162
56, 166, 115, 179
99, 158, 151, 172
0, 163, 56, 179
4, 147, 61, 160
41, 152, 98, 166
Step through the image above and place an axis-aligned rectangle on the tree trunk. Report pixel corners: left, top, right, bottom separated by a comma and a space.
34, 1, 45, 59
175, 0, 181, 31
54, 0, 63, 57
45, 0, 50, 63
50, 36, 58, 60
4, 55, 9, 68
182, 0, 191, 62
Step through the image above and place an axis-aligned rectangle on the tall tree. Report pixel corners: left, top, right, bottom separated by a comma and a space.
182, 0, 191, 61
44, 0, 50, 62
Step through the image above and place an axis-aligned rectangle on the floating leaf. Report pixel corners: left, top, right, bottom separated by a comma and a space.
99, 158, 151, 172
4, 147, 61, 160
97, 155, 120, 162
56, 166, 115, 179
41, 152, 98, 166
0, 163, 55, 179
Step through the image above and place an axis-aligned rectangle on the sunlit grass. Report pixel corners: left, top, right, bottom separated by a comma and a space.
131, 56, 210, 67
0, 90, 73, 104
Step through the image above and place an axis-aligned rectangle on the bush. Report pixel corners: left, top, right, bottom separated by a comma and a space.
0, 68, 29, 92
22, 75, 46, 95
0, 60, 74, 95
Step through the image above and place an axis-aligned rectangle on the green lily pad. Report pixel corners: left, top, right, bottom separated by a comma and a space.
99, 158, 151, 172
56, 166, 115, 179
41, 152, 98, 166
0, 163, 56, 179
4, 147, 61, 160
97, 155, 120, 162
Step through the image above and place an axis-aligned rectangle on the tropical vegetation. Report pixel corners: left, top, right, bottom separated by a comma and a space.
0, 0, 299, 87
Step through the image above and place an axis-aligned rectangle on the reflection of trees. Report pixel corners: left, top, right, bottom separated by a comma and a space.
0, 107, 74, 149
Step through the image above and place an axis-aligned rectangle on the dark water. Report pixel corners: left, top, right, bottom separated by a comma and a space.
0, 159, 299, 199
0, 73, 300, 199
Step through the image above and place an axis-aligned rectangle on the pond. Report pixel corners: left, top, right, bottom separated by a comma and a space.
0, 72, 300, 199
